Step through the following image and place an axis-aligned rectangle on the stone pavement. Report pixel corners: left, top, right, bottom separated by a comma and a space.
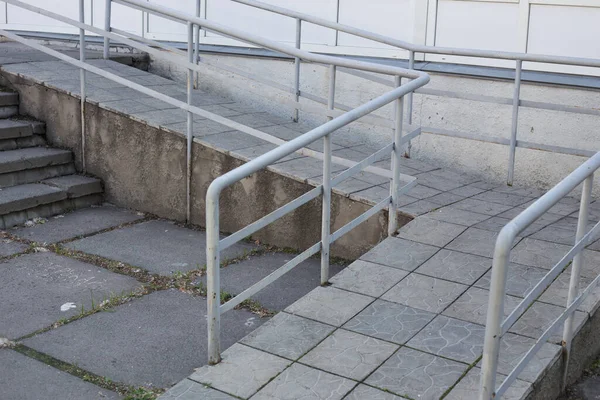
0, 44, 599, 399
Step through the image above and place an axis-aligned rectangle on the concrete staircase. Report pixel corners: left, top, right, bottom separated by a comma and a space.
0, 89, 103, 229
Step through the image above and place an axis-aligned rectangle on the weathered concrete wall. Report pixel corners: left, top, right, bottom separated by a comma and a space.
0, 71, 403, 259
150, 54, 600, 193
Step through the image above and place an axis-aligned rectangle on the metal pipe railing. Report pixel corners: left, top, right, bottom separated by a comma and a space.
480, 152, 600, 399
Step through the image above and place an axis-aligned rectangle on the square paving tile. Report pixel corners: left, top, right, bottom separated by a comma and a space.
472, 191, 533, 207
65, 220, 258, 276
452, 198, 513, 216
444, 367, 532, 400
547, 197, 581, 216
449, 185, 487, 197
447, 228, 519, 258
426, 206, 491, 226
443, 287, 521, 326
397, 217, 467, 247
343, 299, 435, 345
509, 301, 588, 343
366, 347, 467, 400
406, 184, 442, 199
360, 237, 439, 272
344, 384, 404, 400
510, 238, 571, 269
26, 291, 267, 388
240, 312, 334, 360
398, 200, 441, 216
415, 172, 466, 192
10, 206, 144, 244
251, 363, 355, 400
285, 286, 374, 326
407, 315, 485, 363
538, 267, 600, 314
475, 263, 548, 298
330, 260, 407, 297
474, 217, 545, 236
416, 249, 491, 285
427, 192, 466, 207
530, 225, 578, 245
300, 329, 398, 380
382, 273, 468, 313
1, 252, 142, 339
0, 350, 121, 400
190, 344, 290, 399
159, 379, 236, 399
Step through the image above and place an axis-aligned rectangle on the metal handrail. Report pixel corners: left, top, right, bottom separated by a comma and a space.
232, 0, 600, 185
480, 152, 600, 399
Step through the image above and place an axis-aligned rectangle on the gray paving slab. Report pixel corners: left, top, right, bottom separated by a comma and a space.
382, 273, 468, 314
202, 130, 270, 152
344, 384, 404, 400
452, 198, 514, 216
359, 237, 439, 272
416, 249, 491, 285
0, 349, 122, 400
240, 312, 334, 360
449, 184, 487, 197
509, 301, 587, 343
415, 172, 466, 192
474, 216, 545, 236
1, 252, 141, 339
426, 206, 492, 226
299, 329, 398, 380
65, 220, 258, 276
445, 367, 532, 400
159, 379, 236, 400
25, 290, 266, 388
190, 343, 290, 399
366, 347, 467, 400
547, 196, 581, 216
509, 238, 572, 269
538, 267, 600, 314
199, 252, 345, 311
0, 237, 28, 257
251, 363, 355, 400
475, 263, 548, 298
443, 287, 521, 326
397, 216, 467, 247
343, 299, 435, 345
398, 199, 441, 216
285, 286, 374, 326
404, 184, 442, 199
446, 227, 519, 258
426, 191, 467, 207
330, 260, 407, 297
492, 184, 546, 198
472, 191, 534, 207
10, 206, 144, 244
407, 315, 485, 364
99, 99, 159, 114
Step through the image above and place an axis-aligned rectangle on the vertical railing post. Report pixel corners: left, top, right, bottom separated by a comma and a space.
194, 0, 201, 89
79, 0, 86, 173
388, 76, 404, 235
561, 174, 593, 387
507, 60, 522, 186
406, 50, 415, 158
186, 22, 194, 223
103, 0, 111, 59
206, 187, 221, 365
321, 64, 335, 285
293, 18, 302, 122
480, 233, 514, 399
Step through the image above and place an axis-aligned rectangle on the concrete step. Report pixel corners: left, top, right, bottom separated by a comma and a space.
0, 90, 19, 107
0, 147, 72, 175
0, 135, 47, 152
0, 106, 19, 119
0, 119, 33, 140
0, 183, 67, 215
0, 163, 75, 189
42, 175, 103, 198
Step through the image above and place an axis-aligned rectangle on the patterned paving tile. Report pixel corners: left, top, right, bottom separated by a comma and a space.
449, 185, 487, 197
382, 273, 468, 314
426, 206, 491, 226
475, 263, 548, 298
251, 363, 355, 400
415, 172, 467, 192
366, 347, 467, 400
474, 217, 545, 236
492, 185, 546, 198
427, 192, 467, 207
189, 344, 290, 399
285, 286, 374, 327
300, 329, 398, 380
399, 200, 441, 216
344, 384, 404, 400
443, 287, 521, 326
472, 191, 534, 207
446, 227, 519, 258
407, 315, 485, 363
510, 238, 571, 269
360, 237, 439, 272
330, 260, 408, 297
343, 299, 435, 345
240, 313, 335, 360
397, 217, 467, 247
547, 197, 582, 216
444, 367, 532, 400
416, 249, 491, 285
530, 225, 577, 245
159, 379, 236, 399
451, 198, 513, 216
406, 184, 442, 199
538, 267, 600, 314
509, 301, 588, 343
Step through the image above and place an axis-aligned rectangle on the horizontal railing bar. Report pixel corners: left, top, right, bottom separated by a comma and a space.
516, 140, 595, 158
337, 66, 395, 87
220, 242, 321, 313
330, 195, 393, 243
417, 88, 513, 106
233, 0, 600, 68
219, 186, 322, 250
520, 99, 600, 118
496, 271, 600, 398
501, 219, 600, 334
422, 127, 510, 146
332, 143, 393, 186
111, 27, 186, 56
401, 127, 422, 144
